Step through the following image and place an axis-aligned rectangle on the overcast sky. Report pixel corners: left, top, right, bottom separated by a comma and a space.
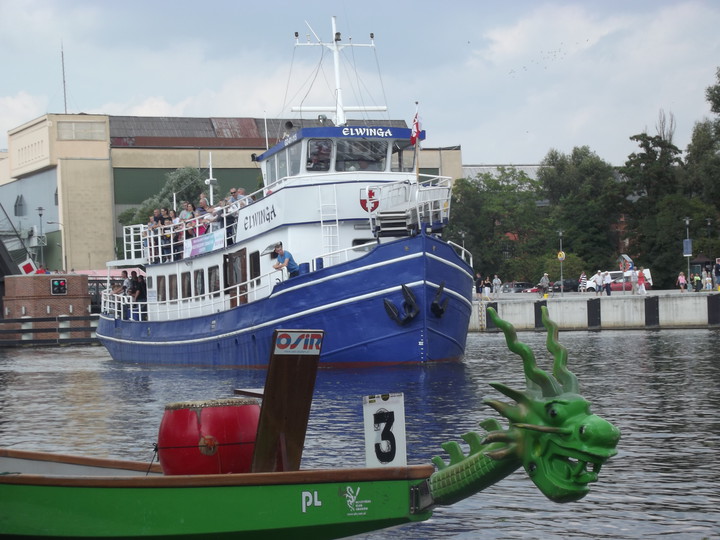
1, 0, 719, 166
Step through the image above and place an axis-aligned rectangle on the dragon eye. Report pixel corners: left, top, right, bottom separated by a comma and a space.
579, 425, 586, 435
548, 408, 558, 418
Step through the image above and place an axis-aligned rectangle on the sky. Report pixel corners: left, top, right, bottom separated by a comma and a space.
1, 0, 719, 166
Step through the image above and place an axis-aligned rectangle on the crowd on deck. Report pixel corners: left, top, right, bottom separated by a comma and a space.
142, 188, 252, 263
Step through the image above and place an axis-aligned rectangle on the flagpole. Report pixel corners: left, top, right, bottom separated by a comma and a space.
412, 102, 420, 182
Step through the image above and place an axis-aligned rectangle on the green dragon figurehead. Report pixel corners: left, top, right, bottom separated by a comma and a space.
427, 306, 620, 508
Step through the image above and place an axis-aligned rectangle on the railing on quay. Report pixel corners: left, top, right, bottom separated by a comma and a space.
0, 315, 99, 346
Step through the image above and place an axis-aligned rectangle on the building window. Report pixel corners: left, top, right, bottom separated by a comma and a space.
57, 121, 105, 141
14, 195, 25, 217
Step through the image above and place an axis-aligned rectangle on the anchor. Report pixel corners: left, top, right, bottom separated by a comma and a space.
430, 282, 448, 318
383, 284, 419, 326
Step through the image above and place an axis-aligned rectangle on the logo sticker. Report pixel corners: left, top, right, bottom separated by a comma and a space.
360, 188, 379, 213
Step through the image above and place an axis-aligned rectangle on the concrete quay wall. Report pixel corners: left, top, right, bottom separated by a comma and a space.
469, 291, 720, 332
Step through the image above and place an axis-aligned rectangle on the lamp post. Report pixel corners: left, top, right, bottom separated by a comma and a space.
558, 230, 564, 297
36, 207, 45, 267
459, 231, 466, 249
47, 221, 67, 271
684, 217, 692, 280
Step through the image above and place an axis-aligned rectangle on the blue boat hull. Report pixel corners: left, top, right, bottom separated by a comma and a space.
97, 235, 473, 367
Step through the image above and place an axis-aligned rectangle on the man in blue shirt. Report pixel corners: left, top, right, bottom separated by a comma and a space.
273, 242, 300, 278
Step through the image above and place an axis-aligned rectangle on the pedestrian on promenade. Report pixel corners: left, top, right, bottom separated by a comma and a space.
637, 267, 647, 295
630, 268, 638, 295
579, 271, 587, 293
676, 271, 687, 292
603, 271, 612, 296
593, 271, 603, 296
492, 274, 502, 299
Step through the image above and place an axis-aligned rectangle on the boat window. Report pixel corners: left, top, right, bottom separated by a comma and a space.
249, 251, 260, 280
391, 140, 415, 172
194, 269, 205, 296
208, 266, 220, 297
352, 239, 376, 252
307, 139, 331, 171
336, 140, 387, 172
266, 155, 277, 184
288, 142, 301, 176
181, 272, 191, 299
278, 148, 288, 179
169, 274, 178, 300
157, 275, 166, 302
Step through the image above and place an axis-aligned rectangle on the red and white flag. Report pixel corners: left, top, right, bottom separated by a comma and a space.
410, 110, 421, 146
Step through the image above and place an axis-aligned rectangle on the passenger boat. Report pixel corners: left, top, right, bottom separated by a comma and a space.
95, 18, 473, 367
0, 310, 621, 538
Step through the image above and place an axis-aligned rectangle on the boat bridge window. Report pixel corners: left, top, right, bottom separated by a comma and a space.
306, 139, 331, 171
278, 148, 288, 179
391, 140, 415, 172
266, 155, 277, 184
336, 140, 387, 172
288, 143, 301, 176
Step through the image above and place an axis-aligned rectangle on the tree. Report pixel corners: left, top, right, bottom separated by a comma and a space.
447, 168, 548, 281
118, 167, 206, 226
538, 147, 622, 272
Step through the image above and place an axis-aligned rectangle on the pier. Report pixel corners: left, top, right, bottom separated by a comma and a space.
471, 290, 720, 332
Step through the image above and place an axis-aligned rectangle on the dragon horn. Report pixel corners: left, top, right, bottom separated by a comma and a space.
487, 307, 561, 396
541, 306, 579, 394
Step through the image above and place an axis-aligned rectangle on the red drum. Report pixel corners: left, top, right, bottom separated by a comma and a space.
157, 398, 260, 475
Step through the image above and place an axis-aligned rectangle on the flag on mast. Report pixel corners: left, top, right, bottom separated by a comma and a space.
410, 105, 420, 146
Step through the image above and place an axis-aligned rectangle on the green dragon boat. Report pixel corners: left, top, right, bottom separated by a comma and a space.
0, 309, 620, 538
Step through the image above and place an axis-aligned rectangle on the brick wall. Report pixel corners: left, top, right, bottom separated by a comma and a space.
2, 274, 92, 340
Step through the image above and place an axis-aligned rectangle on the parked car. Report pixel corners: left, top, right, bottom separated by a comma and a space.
521, 284, 540, 294
586, 269, 653, 292
551, 278, 579, 292
501, 281, 534, 293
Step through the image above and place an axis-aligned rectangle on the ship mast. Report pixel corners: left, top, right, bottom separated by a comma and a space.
293, 16, 386, 126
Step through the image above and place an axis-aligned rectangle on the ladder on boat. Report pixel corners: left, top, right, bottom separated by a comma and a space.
373, 211, 413, 237
318, 185, 340, 265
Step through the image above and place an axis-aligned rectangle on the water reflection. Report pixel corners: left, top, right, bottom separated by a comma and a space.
1, 329, 719, 539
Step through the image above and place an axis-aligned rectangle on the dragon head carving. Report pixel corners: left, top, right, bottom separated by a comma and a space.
483, 306, 620, 502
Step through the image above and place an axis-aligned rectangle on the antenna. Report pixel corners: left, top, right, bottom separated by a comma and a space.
292, 16, 385, 126
61, 41, 68, 114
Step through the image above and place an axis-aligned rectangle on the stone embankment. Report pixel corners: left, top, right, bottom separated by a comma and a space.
470, 290, 720, 332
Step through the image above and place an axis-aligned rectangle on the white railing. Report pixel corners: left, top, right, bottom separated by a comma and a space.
364, 174, 452, 231
447, 240, 473, 268
101, 267, 285, 322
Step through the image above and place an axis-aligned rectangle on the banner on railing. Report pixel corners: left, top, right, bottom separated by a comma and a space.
185, 229, 225, 258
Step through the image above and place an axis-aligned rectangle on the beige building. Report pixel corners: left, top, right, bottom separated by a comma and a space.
0, 113, 463, 272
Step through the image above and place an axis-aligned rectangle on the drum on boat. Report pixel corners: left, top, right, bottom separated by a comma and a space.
157, 398, 260, 475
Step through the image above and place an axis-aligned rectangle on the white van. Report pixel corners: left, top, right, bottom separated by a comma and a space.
586, 268, 653, 292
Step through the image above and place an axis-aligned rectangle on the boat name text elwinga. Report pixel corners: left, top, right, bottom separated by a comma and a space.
242, 204, 277, 232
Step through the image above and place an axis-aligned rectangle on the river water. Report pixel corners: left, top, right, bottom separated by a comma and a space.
1, 329, 719, 539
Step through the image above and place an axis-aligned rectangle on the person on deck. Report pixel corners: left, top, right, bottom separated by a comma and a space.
273, 242, 300, 278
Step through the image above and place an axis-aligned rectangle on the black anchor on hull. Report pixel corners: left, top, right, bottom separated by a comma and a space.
383, 284, 420, 326
430, 282, 448, 318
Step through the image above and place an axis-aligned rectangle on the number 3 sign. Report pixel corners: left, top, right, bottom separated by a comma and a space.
362, 393, 407, 467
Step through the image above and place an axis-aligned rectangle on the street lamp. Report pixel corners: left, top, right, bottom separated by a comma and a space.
47, 221, 67, 271
459, 231, 466, 249
558, 230, 564, 297
684, 217, 692, 280
36, 207, 45, 267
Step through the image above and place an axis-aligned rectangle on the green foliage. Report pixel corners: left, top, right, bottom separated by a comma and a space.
117, 167, 206, 226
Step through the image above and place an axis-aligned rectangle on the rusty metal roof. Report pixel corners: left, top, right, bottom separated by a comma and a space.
108, 116, 408, 148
